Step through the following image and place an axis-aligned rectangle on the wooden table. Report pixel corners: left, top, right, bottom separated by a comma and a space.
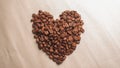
0, 0, 120, 68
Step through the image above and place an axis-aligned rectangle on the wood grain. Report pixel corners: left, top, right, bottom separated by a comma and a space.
0, 0, 120, 68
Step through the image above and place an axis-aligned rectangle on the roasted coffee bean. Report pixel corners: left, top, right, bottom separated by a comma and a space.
31, 10, 84, 65
50, 47, 54, 52
49, 55, 53, 59
68, 36, 73, 41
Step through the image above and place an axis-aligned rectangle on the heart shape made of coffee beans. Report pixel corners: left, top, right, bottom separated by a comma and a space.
31, 10, 84, 64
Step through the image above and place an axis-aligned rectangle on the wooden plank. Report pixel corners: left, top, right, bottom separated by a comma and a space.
0, 0, 120, 68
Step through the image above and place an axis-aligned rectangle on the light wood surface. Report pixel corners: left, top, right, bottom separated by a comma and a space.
0, 0, 120, 68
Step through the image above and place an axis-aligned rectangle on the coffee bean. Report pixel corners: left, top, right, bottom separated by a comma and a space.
72, 42, 76, 47
49, 55, 53, 59
31, 10, 84, 65
44, 31, 49, 35
68, 36, 73, 41
50, 47, 54, 52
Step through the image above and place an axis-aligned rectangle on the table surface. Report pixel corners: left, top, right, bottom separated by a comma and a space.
0, 0, 120, 68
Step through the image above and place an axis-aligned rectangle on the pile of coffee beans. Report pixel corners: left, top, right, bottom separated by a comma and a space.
31, 10, 84, 64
